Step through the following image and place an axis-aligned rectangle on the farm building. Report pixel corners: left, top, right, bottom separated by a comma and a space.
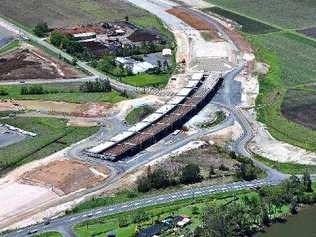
73, 32, 96, 42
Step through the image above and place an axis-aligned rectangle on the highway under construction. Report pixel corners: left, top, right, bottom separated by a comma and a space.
87, 72, 224, 161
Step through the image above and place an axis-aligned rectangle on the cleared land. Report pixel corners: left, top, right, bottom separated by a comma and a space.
0, 0, 149, 28
21, 160, 109, 195
207, 0, 316, 29
0, 117, 98, 174
204, 7, 278, 34
0, 47, 82, 81
167, 7, 222, 41
281, 86, 316, 130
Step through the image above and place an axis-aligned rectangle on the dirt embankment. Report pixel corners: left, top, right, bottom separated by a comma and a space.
167, 7, 223, 41
21, 160, 109, 195
0, 46, 82, 81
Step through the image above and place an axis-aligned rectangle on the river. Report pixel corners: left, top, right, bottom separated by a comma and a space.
256, 205, 316, 237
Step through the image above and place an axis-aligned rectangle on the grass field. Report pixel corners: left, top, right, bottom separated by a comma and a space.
0, 39, 20, 55
33, 232, 63, 237
207, 0, 316, 29
0, 82, 128, 104
248, 33, 316, 152
204, 7, 278, 34
125, 105, 155, 125
119, 73, 171, 88
0, 0, 149, 28
254, 155, 316, 175
0, 117, 98, 175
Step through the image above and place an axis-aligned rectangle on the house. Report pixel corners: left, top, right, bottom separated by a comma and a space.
162, 48, 172, 57
115, 57, 156, 74
176, 215, 191, 228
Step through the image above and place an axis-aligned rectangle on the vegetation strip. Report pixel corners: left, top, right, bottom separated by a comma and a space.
204, 7, 278, 35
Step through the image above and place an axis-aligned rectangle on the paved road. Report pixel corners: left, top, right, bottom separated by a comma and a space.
5, 179, 277, 237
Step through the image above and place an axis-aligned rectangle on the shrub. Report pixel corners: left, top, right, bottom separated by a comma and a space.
0, 87, 8, 96
180, 164, 203, 184
33, 22, 49, 37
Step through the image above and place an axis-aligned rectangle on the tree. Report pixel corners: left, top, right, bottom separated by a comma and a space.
209, 166, 216, 178
192, 206, 200, 215
302, 169, 313, 192
33, 22, 49, 37
50, 31, 66, 48
289, 196, 298, 214
236, 163, 257, 181
202, 205, 233, 237
180, 164, 202, 184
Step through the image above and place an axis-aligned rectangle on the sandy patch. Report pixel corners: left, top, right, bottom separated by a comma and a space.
0, 182, 58, 223
205, 121, 243, 145
247, 110, 316, 165
0, 100, 22, 112
10, 100, 112, 117
21, 160, 109, 195
67, 118, 98, 127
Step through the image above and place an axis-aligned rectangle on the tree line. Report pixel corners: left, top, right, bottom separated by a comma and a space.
192, 171, 314, 237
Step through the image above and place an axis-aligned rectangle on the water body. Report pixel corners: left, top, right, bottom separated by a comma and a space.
256, 205, 316, 237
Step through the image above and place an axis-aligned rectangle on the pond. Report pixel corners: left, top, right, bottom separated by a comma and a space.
256, 205, 316, 237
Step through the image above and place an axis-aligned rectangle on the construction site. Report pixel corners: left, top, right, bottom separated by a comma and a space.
0, 46, 82, 81
87, 72, 223, 160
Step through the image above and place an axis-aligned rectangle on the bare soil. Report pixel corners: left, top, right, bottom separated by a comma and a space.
9, 100, 112, 117
167, 7, 223, 41
281, 87, 316, 130
0, 47, 81, 81
20, 160, 109, 195
298, 27, 316, 39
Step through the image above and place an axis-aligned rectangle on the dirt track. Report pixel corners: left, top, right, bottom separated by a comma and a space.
167, 7, 222, 41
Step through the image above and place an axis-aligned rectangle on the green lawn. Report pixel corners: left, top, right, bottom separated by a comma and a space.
204, 7, 278, 34
254, 155, 316, 175
120, 73, 170, 88
125, 105, 155, 125
206, 0, 316, 29
33, 231, 63, 237
0, 117, 98, 174
0, 82, 128, 104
